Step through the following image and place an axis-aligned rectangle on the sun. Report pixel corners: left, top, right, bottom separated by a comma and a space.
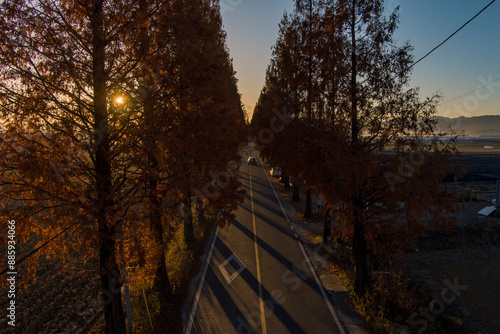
115, 96, 124, 105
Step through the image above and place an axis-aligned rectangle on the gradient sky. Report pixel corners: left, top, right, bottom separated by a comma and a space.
220, 0, 500, 119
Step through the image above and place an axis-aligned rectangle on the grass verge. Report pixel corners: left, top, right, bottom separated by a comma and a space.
91, 212, 216, 334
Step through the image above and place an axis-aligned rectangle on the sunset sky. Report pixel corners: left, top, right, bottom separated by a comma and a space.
221, 0, 500, 119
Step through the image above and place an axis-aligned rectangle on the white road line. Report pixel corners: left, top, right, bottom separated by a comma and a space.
260, 164, 347, 334
183, 227, 219, 334
250, 170, 268, 334
296, 240, 346, 334
219, 253, 246, 284
261, 171, 290, 224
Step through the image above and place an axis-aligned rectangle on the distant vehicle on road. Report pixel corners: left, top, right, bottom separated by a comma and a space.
247, 157, 257, 165
270, 167, 282, 177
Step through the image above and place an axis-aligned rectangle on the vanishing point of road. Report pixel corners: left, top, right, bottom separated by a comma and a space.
183, 154, 346, 334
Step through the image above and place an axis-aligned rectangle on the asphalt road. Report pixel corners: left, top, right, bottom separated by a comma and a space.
184, 157, 346, 334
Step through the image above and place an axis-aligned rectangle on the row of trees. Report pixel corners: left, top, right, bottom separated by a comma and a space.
0, 0, 245, 332
251, 0, 458, 295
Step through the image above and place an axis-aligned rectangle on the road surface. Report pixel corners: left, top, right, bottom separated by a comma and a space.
184, 157, 346, 334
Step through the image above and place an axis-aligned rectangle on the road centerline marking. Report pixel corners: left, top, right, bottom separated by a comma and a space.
249, 169, 267, 334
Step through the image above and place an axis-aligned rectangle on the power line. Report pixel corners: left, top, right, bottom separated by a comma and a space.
441, 77, 500, 104
411, 0, 497, 68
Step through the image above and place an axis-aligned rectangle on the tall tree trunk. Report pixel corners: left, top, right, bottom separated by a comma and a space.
350, 0, 369, 295
281, 172, 290, 190
304, 188, 312, 218
197, 202, 206, 225
99, 230, 126, 334
352, 199, 370, 294
292, 184, 300, 201
323, 207, 331, 243
350, 0, 358, 144
138, 1, 173, 318
147, 141, 173, 323
150, 208, 173, 328
91, 0, 125, 332
307, 0, 313, 124
183, 192, 195, 247
197, 202, 212, 238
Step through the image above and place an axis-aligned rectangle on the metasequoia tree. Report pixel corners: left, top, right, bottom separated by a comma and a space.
0, 0, 157, 332
329, 0, 458, 294
252, 0, 458, 295
127, 0, 176, 322
106, 0, 244, 327
290, 0, 323, 217
166, 0, 245, 247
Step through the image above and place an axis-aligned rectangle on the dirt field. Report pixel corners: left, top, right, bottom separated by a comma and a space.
404, 191, 500, 334
406, 246, 500, 334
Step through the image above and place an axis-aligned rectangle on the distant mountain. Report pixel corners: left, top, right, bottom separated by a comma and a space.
434, 115, 500, 136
